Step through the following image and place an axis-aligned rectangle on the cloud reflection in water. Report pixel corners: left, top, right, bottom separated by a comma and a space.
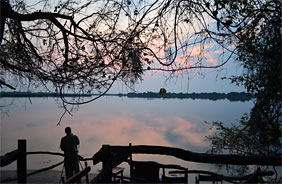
0, 97, 252, 171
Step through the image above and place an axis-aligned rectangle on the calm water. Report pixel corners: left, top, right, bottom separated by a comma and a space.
1, 96, 254, 176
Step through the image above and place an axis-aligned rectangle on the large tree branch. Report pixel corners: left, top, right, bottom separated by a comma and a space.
0, 80, 16, 90
50, 18, 69, 66
6, 6, 72, 21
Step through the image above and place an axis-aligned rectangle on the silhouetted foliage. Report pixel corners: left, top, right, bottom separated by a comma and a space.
1, 0, 268, 104
206, 0, 281, 180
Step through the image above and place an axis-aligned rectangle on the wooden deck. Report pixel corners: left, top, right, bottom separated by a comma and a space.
1, 142, 280, 183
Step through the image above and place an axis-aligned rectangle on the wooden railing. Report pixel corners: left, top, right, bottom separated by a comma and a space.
91, 144, 281, 183
1, 141, 281, 183
0, 139, 92, 183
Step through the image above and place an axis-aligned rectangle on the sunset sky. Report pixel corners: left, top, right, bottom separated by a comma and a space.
110, 58, 245, 94
108, 18, 245, 94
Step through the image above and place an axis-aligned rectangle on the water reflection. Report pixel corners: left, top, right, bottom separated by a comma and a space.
1, 97, 253, 173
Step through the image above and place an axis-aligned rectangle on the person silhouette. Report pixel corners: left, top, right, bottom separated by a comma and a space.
60, 127, 80, 179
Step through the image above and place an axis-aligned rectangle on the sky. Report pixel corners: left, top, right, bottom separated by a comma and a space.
110, 58, 245, 94
1, 57, 245, 94
106, 3, 246, 94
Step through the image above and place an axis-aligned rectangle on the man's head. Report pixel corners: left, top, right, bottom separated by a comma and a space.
65, 127, 71, 135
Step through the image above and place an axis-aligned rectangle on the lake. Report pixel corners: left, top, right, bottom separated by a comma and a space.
0, 96, 255, 177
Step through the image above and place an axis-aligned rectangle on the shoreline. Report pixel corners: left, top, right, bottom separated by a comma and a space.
0, 91, 253, 101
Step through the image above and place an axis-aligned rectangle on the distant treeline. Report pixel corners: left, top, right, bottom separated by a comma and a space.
115, 92, 253, 102
0, 91, 92, 97
1, 91, 253, 101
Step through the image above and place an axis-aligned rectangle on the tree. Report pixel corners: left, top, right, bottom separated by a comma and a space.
207, 0, 281, 154
205, 0, 281, 180
1, 0, 247, 105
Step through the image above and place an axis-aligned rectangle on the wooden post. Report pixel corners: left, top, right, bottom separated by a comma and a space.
100, 144, 112, 182
17, 139, 27, 183
84, 161, 89, 183
129, 143, 133, 182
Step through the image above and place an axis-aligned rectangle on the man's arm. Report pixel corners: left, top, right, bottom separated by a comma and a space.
60, 138, 64, 151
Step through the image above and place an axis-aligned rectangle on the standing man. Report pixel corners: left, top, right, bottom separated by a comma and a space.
60, 127, 80, 179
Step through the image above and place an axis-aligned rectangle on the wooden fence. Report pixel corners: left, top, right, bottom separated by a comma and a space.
91, 144, 281, 183
1, 140, 281, 183
0, 139, 92, 183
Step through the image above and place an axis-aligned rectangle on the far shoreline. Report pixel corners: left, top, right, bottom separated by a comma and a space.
0, 91, 253, 102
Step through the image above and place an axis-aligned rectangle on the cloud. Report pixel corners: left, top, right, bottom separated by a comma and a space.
25, 122, 38, 128
161, 116, 210, 149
